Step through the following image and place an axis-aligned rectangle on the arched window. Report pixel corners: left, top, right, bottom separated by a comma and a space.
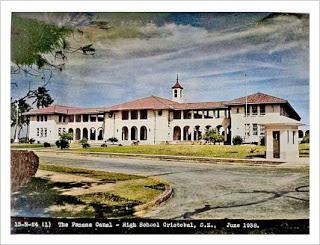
75, 128, 81, 140
122, 127, 129, 140
173, 126, 181, 140
140, 126, 147, 140
183, 126, 191, 140
131, 126, 138, 141
82, 128, 88, 140
97, 128, 103, 140
90, 128, 96, 140
205, 125, 212, 130
68, 128, 74, 140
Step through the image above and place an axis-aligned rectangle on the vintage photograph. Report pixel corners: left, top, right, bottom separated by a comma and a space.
10, 12, 310, 234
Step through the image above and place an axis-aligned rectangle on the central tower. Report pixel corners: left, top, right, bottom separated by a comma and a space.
171, 74, 184, 103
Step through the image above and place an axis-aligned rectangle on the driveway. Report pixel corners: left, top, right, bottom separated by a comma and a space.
37, 152, 309, 220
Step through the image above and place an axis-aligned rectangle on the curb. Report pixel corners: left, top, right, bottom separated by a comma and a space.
133, 184, 173, 217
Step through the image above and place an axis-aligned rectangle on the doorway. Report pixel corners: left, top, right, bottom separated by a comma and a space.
273, 131, 280, 158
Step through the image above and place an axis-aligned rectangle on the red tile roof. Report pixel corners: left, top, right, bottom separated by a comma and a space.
23, 105, 104, 115
172, 80, 183, 89
23, 92, 299, 120
225, 92, 287, 105
104, 96, 180, 111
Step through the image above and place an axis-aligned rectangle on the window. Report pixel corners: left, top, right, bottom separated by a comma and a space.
97, 114, 104, 122
44, 115, 48, 121
252, 105, 258, 115
183, 110, 192, 119
44, 128, 47, 137
37, 128, 39, 136
215, 110, 220, 118
158, 110, 163, 116
83, 114, 89, 122
173, 110, 181, 119
75, 115, 81, 122
40, 115, 44, 121
58, 128, 62, 135
193, 110, 202, 119
260, 105, 265, 115
253, 124, 258, 135
69, 115, 74, 122
245, 123, 250, 136
90, 115, 96, 122
59, 115, 62, 122
174, 89, 177, 98
260, 125, 265, 136
122, 111, 129, 120
63, 128, 66, 133
204, 110, 213, 119
236, 107, 240, 114
293, 131, 296, 144
37, 116, 40, 122
131, 111, 138, 120
40, 128, 43, 137
140, 110, 148, 119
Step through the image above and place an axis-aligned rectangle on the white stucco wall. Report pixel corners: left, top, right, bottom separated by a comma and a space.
230, 104, 282, 144
265, 125, 299, 160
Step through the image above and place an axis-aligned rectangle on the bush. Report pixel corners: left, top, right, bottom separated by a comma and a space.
107, 137, 118, 145
43, 142, 51, 147
19, 137, 29, 143
202, 129, 224, 144
56, 139, 69, 149
101, 141, 108, 147
232, 136, 243, 145
29, 138, 35, 144
79, 138, 90, 148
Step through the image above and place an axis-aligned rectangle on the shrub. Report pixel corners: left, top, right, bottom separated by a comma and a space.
107, 137, 118, 145
79, 138, 90, 148
19, 137, 29, 143
43, 142, 51, 147
55, 132, 72, 150
232, 135, 243, 145
101, 141, 108, 147
55, 139, 69, 149
202, 129, 224, 144
29, 138, 35, 144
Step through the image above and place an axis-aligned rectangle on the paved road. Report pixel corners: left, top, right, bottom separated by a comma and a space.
38, 152, 309, 220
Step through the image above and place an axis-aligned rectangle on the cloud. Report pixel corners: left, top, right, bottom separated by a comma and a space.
11, 13, 309, 125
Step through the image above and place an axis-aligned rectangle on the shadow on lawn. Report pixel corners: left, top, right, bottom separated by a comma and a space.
11, 177, 139, 218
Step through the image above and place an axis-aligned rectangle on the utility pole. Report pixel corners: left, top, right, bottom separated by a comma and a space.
244, 73, 248, 142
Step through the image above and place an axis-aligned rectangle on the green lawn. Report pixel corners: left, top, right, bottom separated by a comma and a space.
11, 143, 44, 148
12, 163, 168, 218
299, 143, 309, 158
73, 144, 267, 159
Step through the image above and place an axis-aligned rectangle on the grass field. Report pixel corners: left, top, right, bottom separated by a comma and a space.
299, 143, 309, 157
11, 143, 44, 148
12, 163, 167, 218
74, 144, 267, 159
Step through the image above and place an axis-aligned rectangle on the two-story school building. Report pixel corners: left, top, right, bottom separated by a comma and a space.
23, 76, 301, 147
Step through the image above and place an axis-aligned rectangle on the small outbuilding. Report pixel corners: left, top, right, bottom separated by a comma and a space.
262, 121, 304, 161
